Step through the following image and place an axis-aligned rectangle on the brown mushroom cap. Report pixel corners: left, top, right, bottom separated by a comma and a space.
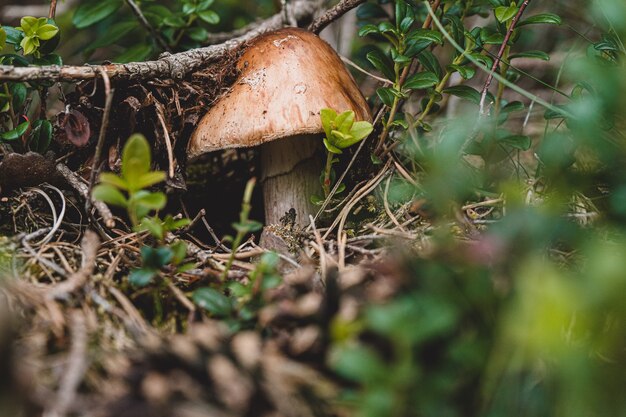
188, 27, 372, 158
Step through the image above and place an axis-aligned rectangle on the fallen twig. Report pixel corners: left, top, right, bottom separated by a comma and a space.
308, 0, 366, 34
47, 230, 100, 300
56, 163, 115, 229
86, 69, 114, 225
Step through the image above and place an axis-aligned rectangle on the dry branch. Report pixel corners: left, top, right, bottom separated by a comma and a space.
308, 0, 366, 34
0, 0, 324, 83
47, 230, 100, 300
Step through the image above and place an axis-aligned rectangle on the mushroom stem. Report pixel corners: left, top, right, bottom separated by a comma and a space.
260, 134, 323, 227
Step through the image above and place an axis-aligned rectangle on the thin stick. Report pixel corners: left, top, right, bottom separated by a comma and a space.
155, 106, 175, 179
124, 0, 172, 53
383, 174, 405, 231
323, 160, 391, 240
86, 69, 114, 220
308, 0, 366, 34
47, 230, 100, 300
48, 0, 57, 19
57, 163, 115, 228
340, 55, 393, 84
478, 0, 531, 116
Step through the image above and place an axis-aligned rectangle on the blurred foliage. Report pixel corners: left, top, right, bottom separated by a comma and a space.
332, 0, 626, 416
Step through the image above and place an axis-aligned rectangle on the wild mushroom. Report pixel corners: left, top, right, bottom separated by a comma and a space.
188, 27, 372, 235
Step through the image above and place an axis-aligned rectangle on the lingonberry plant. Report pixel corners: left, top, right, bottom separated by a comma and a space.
93, 133, 191, 287
71, 0, 221, 60
0, 17, 60, 152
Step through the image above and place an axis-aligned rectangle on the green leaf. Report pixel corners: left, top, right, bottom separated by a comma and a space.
2, 26, 24, 46
370, 153, 383, 165
170, 240, 187, 264
310, 194, 324, 205
378, 21, 395, 33
141, 245, 173, 269
92, 184, 128, 207
499, 134, 532, 150
135, 171, 166, 189
399, 16, 415, 33
358, 24, 379, 37
29, 119, 52, 153
349, 121, 374, 142
404, 71, 439, 90
85, 21, 136, 52
132, 191, 167, 211
332, 345, 386, 383
447, 64, 476, 80
197, 0, 216, 11
192, 287, 232, 316
356, 3, 388, 20
21, 37, 39, 55
323, 138, 343, 154
408, 29, 443, 45
114, 44, 152, 63
73, 0, 123, 28
187, 26, 208, 42
509, 50, 550, 61
0, 121, 29, 141
163, 15, 186, 28
99, 172, 129, 190
443, 85, 482, 105
35, 53, 62, 66
122, 134, 152, 190
20, 17, 41, 36
138, 217, 164, 239
417, 50, 442, 78
366, 49, 396, 82
336, 110, 355, 134
321, 108, 337, 139
197, 10, 220, 25
129, 268, 157, 287
518, 13, 562, 27
9, 83, 27, 110
232, 220, 263, 233
501, 101, 525, 114
377, 87, 396, 107
0, 28, 6, 49
495, 5, 518, 23
36, 24, 58, 41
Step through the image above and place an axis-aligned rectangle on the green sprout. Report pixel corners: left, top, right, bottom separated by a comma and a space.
16, 17, 59, 56
320, 108, 373, 198
93, 134, 191, 287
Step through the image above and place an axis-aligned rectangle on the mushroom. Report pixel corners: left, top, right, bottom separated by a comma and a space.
188, 28, 372, 236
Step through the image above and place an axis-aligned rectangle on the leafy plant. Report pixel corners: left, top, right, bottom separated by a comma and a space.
193, 251, 281, 329
93, 133, 191, 287
15, 17, 59, 56
318, 109, 373, 199
192, 178, 279, 330
72, 0, 221, 60
0, 17, 60, 153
